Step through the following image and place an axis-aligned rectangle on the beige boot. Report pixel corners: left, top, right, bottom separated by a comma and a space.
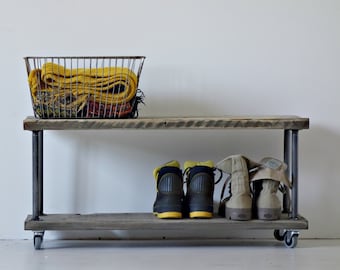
256, 179, 281, 220
216, 155, 259, 220
250, 157, 291, 220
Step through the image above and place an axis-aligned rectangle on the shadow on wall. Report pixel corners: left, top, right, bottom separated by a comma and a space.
139, 64, 279, 117
298, 124, 340, 238
138, 64, 237, 117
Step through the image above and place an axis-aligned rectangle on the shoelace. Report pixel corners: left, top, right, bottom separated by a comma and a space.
218, 166, 261, 206
219, 174, 232, 204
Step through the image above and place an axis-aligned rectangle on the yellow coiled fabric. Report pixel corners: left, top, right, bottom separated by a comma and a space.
28, 62, 138, 117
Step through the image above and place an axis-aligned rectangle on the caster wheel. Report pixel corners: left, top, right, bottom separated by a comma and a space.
274, 230, 285, 241
34, 236, 43, 250
284, 233, 298, 248
33, 232, 44, 250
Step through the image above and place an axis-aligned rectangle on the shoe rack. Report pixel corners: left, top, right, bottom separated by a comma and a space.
23, 115, 309, 249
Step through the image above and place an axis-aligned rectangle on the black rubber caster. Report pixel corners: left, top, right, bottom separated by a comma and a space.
274, 229, 285, 241
33, 232, 44, 250
284, 231, 299, 248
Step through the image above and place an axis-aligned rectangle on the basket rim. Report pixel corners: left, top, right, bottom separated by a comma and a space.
24, 56, 146, 60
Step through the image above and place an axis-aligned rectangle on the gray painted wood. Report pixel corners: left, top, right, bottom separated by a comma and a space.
23, 116, 309, 131
25, 213, 308, 231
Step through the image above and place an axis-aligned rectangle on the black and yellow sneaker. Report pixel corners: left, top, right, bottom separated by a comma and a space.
184, 160, 216, 218
153, 160, 184, 219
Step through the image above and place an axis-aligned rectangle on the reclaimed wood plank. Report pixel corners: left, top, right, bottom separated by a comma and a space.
25, 213, 308, 231
23, 116, 309, 131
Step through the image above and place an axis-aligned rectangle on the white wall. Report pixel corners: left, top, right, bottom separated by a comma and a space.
1, 0, 339, 239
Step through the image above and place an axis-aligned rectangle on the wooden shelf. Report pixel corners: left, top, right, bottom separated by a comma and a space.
24, 115, 310, 248
25, 213, 308, 231
23, 116, 309, 131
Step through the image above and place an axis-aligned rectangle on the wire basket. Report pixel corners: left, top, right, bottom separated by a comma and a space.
24, 56, 146, 119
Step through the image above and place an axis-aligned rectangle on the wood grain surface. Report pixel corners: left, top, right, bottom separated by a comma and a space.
23, 116, 309, 131
25, 213, 308, 231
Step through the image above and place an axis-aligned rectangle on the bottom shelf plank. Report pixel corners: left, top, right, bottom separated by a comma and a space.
25, 213, 308, 231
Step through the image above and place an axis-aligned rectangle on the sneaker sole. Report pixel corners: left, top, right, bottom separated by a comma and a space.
257, 208, 281, 220
225, 207, 252, 221
154, 211, 182, 219
189, 211, 213, 219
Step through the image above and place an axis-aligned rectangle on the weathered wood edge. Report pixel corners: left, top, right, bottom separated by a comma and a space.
25, 213, 308, 231
23, 116, 310, 131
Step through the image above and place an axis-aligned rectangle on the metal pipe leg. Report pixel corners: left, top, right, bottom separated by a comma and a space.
32, 130, 43, 220
291, 130, 299, 219
38, 131, 43, 215
283, 130, 291, 214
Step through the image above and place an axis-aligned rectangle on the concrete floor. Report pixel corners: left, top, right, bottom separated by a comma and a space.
0, 239, 339, 269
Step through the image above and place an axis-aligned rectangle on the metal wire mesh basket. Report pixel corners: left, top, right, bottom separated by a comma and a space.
24, 56, 146, 119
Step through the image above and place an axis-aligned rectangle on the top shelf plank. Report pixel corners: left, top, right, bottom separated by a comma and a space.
23, 116, 309, 131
